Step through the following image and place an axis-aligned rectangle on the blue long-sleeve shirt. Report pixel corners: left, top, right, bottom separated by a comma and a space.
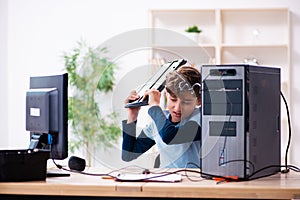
122, 106, 201, 168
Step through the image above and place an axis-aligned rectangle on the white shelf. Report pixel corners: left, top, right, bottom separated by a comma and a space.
151, 9, 217, 45
149, 8, 290, 96
220, 8, 289, 46
221, 44, 288, 48
149, 8, 290, 162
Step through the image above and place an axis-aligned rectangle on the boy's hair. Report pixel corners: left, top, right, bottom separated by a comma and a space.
165, 66, 201, 100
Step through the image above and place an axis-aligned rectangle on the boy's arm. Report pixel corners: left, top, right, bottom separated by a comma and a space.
122, 120, 155, 161
148, 106, 201, 145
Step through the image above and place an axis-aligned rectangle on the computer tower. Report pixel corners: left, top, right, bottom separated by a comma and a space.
201, 64, 281, 180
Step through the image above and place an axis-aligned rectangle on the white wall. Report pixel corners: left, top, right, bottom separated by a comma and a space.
0, 0, 8, 148
1, 0, 300, 168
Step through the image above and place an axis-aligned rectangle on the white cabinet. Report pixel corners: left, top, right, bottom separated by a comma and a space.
150, 7, 290, 100
150, 8, 290, 160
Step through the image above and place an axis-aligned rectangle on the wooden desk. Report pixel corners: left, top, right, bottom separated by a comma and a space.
0, 168, 300, 200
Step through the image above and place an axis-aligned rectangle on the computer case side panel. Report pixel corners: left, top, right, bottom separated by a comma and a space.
246, 66, 281, 179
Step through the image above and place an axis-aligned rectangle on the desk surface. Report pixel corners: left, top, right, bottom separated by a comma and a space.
0, 168, 300, 199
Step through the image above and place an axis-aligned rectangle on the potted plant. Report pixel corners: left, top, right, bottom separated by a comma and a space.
63, 40, 121, 166
185, 25, 202, 34
184, 25, 202, 43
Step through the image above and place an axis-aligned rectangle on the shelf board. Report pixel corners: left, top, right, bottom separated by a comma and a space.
150, 9, 215, 13
221, 44, 288, 48
151, 44, 216, 48
220, 7, 289, 12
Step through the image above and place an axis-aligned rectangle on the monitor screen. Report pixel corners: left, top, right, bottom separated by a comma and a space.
26, 73, 68, 160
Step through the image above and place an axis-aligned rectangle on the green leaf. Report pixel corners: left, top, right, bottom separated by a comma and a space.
185, 25, 202, 33
63, 39, 121, 164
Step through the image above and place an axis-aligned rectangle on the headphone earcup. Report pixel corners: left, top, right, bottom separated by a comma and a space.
68, 156, 86, 171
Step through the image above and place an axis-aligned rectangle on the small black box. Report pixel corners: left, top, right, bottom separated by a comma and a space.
0, 149, 50, 182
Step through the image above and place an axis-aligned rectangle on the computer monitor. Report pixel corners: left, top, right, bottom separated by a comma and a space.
26, 73, 68, 160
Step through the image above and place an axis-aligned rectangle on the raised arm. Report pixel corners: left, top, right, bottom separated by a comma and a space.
148, 106, 201, 145
121, 120, 155, 161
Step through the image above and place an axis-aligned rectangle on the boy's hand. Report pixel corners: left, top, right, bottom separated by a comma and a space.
144, 88, 161, 106
125, 90, 141, 123
125, 90, 140, 104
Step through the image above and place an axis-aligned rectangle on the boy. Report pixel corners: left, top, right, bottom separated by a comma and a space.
122, 65, 201, 168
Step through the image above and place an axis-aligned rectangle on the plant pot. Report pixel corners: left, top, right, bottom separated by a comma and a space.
184, 33, 200, 44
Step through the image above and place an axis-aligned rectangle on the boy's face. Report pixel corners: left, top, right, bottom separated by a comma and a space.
166, 91, 199, 123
